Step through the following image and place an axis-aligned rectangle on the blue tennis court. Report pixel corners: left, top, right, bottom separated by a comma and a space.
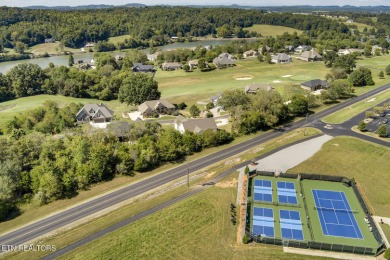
277, 181, 297, 205
280, 209, 304, 240
312, 189, 363, 239
254, 179, 273, 202
252, 207, 275, 237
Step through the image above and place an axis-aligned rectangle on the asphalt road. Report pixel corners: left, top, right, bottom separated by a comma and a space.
0, 83, 389, 252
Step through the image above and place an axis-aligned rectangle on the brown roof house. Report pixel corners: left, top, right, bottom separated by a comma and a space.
299, 50, 322, 62
243, 50, 258, 58
174, 116, 218, 134
76, 103, 114, 124
138, 99, 176, 117
244, 83, 275, 94
300, 79, 329, 91
161, 62, 182, 71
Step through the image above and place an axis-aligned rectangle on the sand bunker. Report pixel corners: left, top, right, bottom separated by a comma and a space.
273, 80, 282, 83
235, 77, 253, 80
282, 74, 293, 78
367, 98, 376, 102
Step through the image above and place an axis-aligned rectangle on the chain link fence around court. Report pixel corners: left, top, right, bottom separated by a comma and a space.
247, 171, 386, 256
246, 229, 376, 255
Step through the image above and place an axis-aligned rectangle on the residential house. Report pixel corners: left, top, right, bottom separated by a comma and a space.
174, 116, 218, 134
243, 50, 258, 58
188, 59, 199, 70
285, 45, 295, 52
337, 48, 364, 56
294, 45, 309, 53
213, 53, 235, 68
300, 79, 329, 91
147, 52, 160, 62
271, 53, 292, 64
210, 93, 222, 106
346, 19, 354, 23
138, 99, 176, 117
244, 83, 274, 94
85, 43, 95, 48
44, 38, 55, 43
76, 103, 114, 123
132, 63, 155, 73
299, 50, 322, 62
161, 62, 182, 71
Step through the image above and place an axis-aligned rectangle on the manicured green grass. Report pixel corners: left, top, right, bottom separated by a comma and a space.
322, 89, 390, 124
155, 58, 327, 104
289, 136, 390, 217
108, 35, 131, 45
244, 24, 303, 37
0, 95, 135, 124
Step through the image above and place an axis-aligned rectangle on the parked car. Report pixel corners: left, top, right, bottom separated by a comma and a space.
382, 119, 388, 124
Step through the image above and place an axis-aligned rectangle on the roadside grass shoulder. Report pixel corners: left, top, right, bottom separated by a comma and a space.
322, 89, 390, 124
244, 24, 303, 36
351, 126, 390, 143
288, 136, 390, 217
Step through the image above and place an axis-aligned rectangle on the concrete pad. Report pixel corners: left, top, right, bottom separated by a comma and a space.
128, 111, 143, 121
254, 134, 333, 172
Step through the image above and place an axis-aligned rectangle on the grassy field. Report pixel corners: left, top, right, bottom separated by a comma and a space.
57, 178, 329, 260
346, 22, 374, 32
155, 58, 327, 104
322, 89, 390, 124
108, 35, 131, 44
289, 136, 390, 217
28, 42, 81, 55
244, 24, 303, 37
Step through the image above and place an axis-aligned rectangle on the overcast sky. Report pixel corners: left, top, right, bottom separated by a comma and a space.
2, 0, 389, 7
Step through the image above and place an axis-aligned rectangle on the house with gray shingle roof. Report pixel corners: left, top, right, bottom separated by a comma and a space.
138, 99, 176, 117
271, 53, 292, 64
300, 79, 329, 91
76, 103, 114, 123
213, 53, 235, 68
174, 116, 218, 134
132, 63, 155, 73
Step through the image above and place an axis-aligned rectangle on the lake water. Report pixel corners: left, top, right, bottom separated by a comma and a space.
0, 38, 259, 74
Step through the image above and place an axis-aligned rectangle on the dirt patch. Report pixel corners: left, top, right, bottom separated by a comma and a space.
216, 178, 237, 188
332, 143, 339, 146
282, 74, 293, 78
273, 80, 282, 83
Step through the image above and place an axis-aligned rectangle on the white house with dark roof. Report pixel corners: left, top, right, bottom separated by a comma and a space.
138, 99, 176, 117
174, 116, 218, 134
76, 103, 114, 124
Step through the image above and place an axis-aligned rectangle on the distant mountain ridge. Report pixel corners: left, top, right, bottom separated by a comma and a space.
23, 3, 390, 12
